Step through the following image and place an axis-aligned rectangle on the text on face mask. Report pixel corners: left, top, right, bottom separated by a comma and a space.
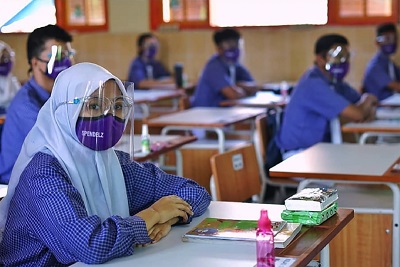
81, 131, 104, 138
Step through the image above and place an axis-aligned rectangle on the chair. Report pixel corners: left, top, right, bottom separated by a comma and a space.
253, 113, 299, 203
210, 143, 262, 202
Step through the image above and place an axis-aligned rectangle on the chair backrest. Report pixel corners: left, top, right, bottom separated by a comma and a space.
210, 143, 261, 202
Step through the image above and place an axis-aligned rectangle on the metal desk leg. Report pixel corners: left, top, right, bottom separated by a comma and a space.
175, 149, 183, 177
320, 244, 330, 267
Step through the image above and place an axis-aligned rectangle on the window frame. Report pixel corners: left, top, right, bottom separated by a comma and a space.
150, 0, 399, 30
55, 0, 109, 33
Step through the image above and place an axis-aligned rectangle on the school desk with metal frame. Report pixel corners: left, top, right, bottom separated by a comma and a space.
71, 201, 354, 267
269, 142, 400, 267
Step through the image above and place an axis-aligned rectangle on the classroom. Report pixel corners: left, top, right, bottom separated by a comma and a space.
0, 1, 399, 267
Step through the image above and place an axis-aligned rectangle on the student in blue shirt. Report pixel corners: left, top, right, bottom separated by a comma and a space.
191, 28, 259, 108
0, 62, 211, 266
127, 33, 173, 89
363, 22, 400, 101
276, 34, 377, 159
0, 24, 74, 184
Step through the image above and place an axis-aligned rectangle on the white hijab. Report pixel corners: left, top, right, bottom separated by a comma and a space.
0, 62, 130, 233
0, 41, 20, 109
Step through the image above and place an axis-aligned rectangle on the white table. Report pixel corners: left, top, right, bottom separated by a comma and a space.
71, 201, 353, 267
269, 142, 400, 267
342, 119, 400, 144
380, 93, 400, 107
147, 107, 265, 153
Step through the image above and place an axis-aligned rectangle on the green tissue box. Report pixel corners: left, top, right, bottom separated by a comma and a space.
281, 202, 338, 226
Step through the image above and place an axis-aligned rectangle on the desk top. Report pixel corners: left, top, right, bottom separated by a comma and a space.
220, 91, 288, 108
342, 119, 400, 133
71, 201, 353, 267
116, 134, 197, 162
146, 107, 266, 128
133, 89, 184, 104
270, 143, 400, 182
380, 93, 400, 107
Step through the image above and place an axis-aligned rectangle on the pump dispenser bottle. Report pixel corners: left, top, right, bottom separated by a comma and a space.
256, 209, 275, 267
141, 124, 151, 154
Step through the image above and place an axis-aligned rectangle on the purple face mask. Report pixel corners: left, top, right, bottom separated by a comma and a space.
76, 114, 125, 151
381, 43, 397, 55
328, 62, 350, 82
223, 48, 240, 63
0, 61, 12, 76
45, 57, 72, 80
145, 45, 158, 60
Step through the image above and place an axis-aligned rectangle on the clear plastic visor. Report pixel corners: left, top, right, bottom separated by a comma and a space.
377, 34, 397, 44
326, 45, 350, 65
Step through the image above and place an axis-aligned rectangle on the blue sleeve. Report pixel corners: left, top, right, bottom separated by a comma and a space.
236, 64, 254, 82
301, 79, 350, 120
27, 162, 152, 264
152, 61, 171, 78
337, 82, 361, 104
127, 58, 146, 85
203, 61, 232, 93
363, 61, 392, 96
120, 155, 211, 223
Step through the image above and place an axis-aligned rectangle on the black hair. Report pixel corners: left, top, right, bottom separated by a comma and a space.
314, 34, 349, 57
213, 28, 241, 46
137, 32, 155, 55
27, 24, 72, 72
376, 22, 397, 36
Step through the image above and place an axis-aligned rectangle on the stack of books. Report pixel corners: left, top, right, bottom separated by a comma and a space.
281, 188, 338, 226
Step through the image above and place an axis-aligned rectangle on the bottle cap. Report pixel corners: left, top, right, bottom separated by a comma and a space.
142, 124, 149, 136
258, 209, 272, 233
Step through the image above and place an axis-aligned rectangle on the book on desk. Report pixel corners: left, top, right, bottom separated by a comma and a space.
284, 188, 338, 212
181, 217, 301, 248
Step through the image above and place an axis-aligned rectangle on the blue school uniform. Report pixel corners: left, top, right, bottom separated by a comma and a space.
0, 78, 50, 184
127, 56, 171, 87
363, 51, 400, 101
0, 151, 211, 266
191, 54, 254, 107
276, 66, 360, 151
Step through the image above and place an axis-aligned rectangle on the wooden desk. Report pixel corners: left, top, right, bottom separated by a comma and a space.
269, 142, 400, 267
71, 201, 354, 267
220, 91, 288, 108
342, 119, 400, 143
133, 89, 184, 118
146, 107, 265, 153
116, 135, 197, 176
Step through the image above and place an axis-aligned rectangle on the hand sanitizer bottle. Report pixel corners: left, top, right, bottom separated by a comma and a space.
256, 209, 275, 267
141, 124, 151, 154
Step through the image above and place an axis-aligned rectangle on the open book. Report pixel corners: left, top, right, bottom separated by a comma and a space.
182, 217, 301, 248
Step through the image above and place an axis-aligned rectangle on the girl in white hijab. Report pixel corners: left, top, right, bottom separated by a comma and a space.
0, 41, 20, 114
0, 62, 210, 266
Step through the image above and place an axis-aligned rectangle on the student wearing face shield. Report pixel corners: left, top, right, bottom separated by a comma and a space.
0, 41, 20, 115
127, 33, 173, 89
0, 62, 211, 266
0, 24, 74, 184
276, 34, 377, 159
363, 23, 400, 101
191, 28, 259, 108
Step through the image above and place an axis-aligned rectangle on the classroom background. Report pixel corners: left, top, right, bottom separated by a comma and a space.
1, 0, 398, 91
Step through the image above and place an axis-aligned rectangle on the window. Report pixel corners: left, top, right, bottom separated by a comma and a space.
150, 0, 398, 30
0, 0, 108, 33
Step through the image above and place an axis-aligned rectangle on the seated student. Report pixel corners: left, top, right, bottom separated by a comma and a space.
191, 28, 259, 108
276, 34, 377, 159
363, 22, 400, 101
0, 62, 211, 266
0, 41, 20, 115
0, 24, 74, 184
127, 32, 173, 89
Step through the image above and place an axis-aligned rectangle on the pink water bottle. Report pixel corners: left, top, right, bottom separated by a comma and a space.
256, 209, 275, 267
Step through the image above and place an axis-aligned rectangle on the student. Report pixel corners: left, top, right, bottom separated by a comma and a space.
363, 22, 400, 101
0, 62, 211, 266
191, 28, 259, 108
0, 41, 20, 115
276, 34, 377, 159
0, 24, 74, 184
127, 32, 173, 89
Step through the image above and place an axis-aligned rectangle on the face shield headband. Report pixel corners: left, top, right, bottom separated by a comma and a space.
325, 46, 350, 83
37, 45, 74, 80
57, 80, 133, 151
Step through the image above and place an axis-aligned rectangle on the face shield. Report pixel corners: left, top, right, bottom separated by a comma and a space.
377, 33, 397, 55
38, 43, 75, 79
0, 43, 15, 76
58, 79, 133, 152
221, 39, 241, 63
325, 45, 350, 83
